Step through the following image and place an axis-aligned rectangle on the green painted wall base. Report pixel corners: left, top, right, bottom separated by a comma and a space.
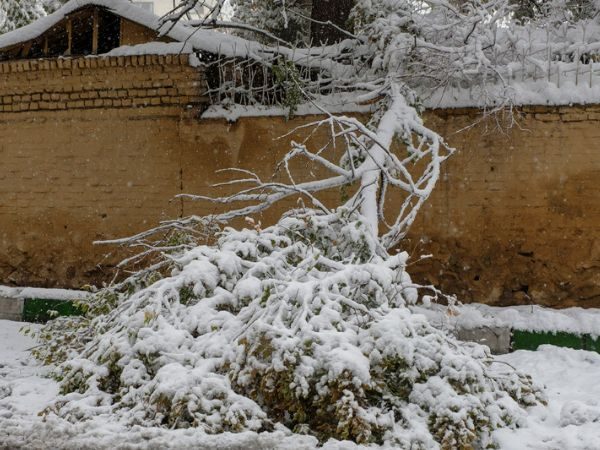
21, 298, 83, 323
512, 330, 600, 353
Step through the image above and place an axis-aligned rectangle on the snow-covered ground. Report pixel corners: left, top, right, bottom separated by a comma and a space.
0, 321, 57, 422
1, 319, 599, 449
494, 347, 600, 449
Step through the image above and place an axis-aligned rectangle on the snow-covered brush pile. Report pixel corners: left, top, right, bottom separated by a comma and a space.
38, 209, 544, 448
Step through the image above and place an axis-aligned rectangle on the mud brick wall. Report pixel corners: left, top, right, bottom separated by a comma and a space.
0, 54, 207, 285
0, 57, 598, 307
410, 106, 600, 308
0, 54, 205, 113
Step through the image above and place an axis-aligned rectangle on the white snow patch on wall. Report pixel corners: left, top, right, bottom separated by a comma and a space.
413, 303, 600, 338
0, 285, 91, 301
423, 78, 600, 109
101, 41, 193, 56
201, 94, 375, 120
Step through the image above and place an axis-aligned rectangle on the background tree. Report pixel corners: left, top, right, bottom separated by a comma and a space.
511, 0, 600, 21
310, 0, 355, 44
179, 0, 356, 45
233, 0, 313, 44
0, 0, 66, 34
0, 0, 45, 34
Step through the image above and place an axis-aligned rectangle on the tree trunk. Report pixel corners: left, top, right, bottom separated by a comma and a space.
310, 0, 354, 45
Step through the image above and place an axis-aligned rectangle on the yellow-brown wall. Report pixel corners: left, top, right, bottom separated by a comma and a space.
412, 107, 599, 308
0, 56, 598, 307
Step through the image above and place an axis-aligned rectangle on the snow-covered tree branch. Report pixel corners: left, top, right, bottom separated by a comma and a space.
182, 80, 453, 249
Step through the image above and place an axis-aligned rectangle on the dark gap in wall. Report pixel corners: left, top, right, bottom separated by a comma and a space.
71, 15, 94, 56
98, 11, 121, 54
46, 24, 69, 57
28, 39, 45, 59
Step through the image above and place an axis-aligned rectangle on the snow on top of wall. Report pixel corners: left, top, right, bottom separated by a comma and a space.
423, 78, 600, 109
101, 41, 194, 57
0, 285, 91, 301
98, 41, 202, 65
414, 303, 600, 338
0, 285, 19, 298
201, 93, 376, 120
0, 0, 259, 61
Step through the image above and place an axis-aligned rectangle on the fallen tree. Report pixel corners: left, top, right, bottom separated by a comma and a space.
37, 209, 543, 448
30, 0, 556, 448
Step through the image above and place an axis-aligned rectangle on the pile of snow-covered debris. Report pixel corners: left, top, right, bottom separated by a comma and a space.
5, 310, 600, 448
26, 209, 545, 448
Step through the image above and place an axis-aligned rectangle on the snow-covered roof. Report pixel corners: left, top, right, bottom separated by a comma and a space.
0, 0, 256, 60
0, 0, 351, 79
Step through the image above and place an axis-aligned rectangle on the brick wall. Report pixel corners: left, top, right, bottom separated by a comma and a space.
0, 54, 206, 113
411, 106, 600, 308
0, 59, 598, 307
